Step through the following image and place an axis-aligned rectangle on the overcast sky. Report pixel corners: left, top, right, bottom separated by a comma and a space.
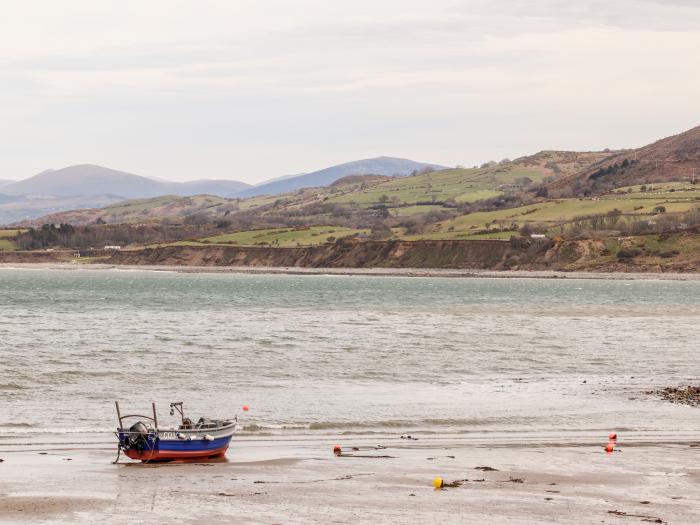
1, 0, 699, 183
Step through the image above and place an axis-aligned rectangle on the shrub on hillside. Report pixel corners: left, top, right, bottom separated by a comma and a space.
616, 248, 641, 260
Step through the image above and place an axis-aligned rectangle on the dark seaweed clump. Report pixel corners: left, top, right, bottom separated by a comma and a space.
648, 386, 700, 407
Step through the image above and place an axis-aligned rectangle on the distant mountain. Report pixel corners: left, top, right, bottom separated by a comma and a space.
0, 193, 19, 205
256, 172, 306, 185
548, 125, 700, 196
1, 164, 251, 199
173, 179, 252, 197
11, 194, 233, 227
0, 194, 124, 226
239, 157, 446, 197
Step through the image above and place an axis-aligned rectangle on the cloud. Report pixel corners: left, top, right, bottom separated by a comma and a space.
0, 1, 698, 182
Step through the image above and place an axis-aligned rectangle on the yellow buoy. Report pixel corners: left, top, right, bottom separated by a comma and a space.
433, 477, 444, 489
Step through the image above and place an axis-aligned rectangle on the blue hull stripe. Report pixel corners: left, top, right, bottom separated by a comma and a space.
156, 436, 231, 452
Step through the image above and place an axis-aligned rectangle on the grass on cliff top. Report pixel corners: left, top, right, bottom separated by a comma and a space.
0, 239, 15, 251
0, 229, 21, 251
153, 226, 370, 248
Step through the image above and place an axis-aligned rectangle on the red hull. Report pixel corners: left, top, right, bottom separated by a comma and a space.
124, 444, 229, 462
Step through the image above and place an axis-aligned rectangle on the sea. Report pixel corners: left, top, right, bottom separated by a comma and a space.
1, 268, 699, 449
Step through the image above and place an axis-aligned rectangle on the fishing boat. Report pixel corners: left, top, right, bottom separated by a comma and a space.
114, 401, 237, 463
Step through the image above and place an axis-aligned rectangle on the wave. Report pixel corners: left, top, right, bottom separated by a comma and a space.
307, 418, 508, 430
0, 383, 27, 391
238, 417, 518, 433
0, 426, 113, 435
241, 424, 265, 432
0, 422, 34, 428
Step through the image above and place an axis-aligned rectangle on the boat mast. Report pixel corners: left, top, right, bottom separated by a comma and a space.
169, 402, 185, 424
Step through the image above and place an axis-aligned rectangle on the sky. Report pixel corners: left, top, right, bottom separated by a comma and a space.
1, 0, 699, 184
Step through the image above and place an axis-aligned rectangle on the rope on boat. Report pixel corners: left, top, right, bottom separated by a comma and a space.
142, 430, 158, 464
112, 441, 121, 464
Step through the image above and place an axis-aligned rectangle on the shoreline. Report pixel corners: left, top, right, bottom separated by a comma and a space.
2, 261, 700, 280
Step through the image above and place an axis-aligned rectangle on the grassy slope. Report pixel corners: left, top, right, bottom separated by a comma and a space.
146, 178, 699, 247
547, 125, 700, 195
21, 195, 236, 226
326, 166, 543, 206
143, 167, 547, 248
17, 158, 573, 229
101, 195, 233, 222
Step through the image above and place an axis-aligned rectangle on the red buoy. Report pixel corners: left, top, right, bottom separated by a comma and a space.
242, 405, 249, 412
333, 445, 342, 456
608, 432, 617, 442
605, 443, 614, 454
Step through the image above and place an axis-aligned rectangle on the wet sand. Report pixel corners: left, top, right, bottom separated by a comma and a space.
2, 262, 700, 280
1, 434, 699, 524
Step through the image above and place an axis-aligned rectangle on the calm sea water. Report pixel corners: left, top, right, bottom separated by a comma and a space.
1, 268, 699, 443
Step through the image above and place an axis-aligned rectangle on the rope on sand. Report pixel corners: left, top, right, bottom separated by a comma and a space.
253, 473, 375, 484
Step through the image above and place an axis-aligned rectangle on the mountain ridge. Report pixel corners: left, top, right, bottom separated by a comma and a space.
1, 164, 251, 199
238, 156, 446, 197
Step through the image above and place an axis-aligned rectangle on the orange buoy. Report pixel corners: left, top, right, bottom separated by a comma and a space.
605, 443, 615, 454
242, 405, 249, 412
333, 445, 342, 456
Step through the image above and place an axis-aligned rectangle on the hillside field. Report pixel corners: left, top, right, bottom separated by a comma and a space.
410, 182, 700, 240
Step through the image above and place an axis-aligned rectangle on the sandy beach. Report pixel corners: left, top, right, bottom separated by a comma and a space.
2, 262, 700, 280
1, 432, 699, 524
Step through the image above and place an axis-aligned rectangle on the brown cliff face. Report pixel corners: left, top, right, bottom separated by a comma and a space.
97, 235, 700, 273
103, 239, 530, 270
3, 235, 699, 273
0, 250, 78, 263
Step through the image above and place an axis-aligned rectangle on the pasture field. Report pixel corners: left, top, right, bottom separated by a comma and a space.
609, 182, 700, 201
391, 205, 445, 217
327, 167, 543, 206
411, 230, 516, 241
